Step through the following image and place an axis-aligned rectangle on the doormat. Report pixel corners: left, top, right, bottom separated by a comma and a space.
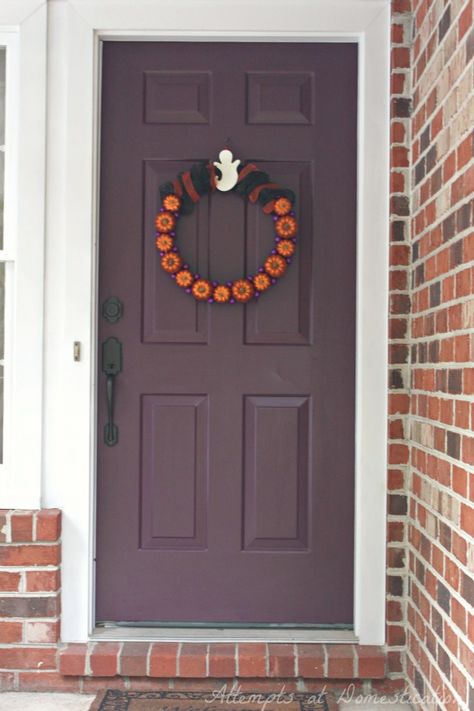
90, 689, 339, 711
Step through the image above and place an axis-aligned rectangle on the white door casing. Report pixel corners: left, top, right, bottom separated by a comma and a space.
39, 0, 390, 644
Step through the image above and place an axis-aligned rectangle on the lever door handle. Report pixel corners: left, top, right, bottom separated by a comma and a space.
102, 337, 122, 447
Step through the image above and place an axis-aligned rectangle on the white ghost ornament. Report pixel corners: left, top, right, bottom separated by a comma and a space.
213, 149, 241, 191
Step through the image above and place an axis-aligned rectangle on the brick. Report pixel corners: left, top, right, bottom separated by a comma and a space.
82, 676, 127, 693
447, 431, 460, 459
0, 596, 59, 618
89, 642, 121, 677
389, 445, 409, 465
388, 494, 407, 515
58, 644, 87, 676
11, 513, 33, 542
179, 643, 207, 678
0, 513, 8, 543
0, 545, 60, 567
437, 581, 451, 614
18, 672, 80, 692
120, 642, 150, 677
149, 642, 178, 677
297, 644, 325, 678
463, 436, 474, 465
386, 624, 405, 645
268, 643, 295, 677
459, 2, 473, 40
25, 620, 60, 644
438, 6, 451, 42
326, 644, 354, 678
392, 98, 411, 118
36, 510, 61, 542
0, 621, 22, 643
358, 646, 386, 678
0, 571, 21, 592
238, 643, 267, 677
387, 575, 403, 596
0, 672, 15, 691
25, 570, 60, 593
208, 643, 236, 677
0, 647, 57, 670
461, 504, 474, 538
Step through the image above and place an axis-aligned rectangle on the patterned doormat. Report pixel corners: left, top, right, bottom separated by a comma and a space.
90, 689, 338, 711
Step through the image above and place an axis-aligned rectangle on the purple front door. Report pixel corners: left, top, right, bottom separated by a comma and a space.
96, 41, 357, 625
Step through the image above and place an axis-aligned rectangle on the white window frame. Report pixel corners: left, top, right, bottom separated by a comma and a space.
0, 3, 47, 508
43, 0, 390, 645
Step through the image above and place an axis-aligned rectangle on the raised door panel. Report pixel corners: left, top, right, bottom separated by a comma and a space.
245, 161, 313, 345
143, 160, 210, 343
144, 71, 212, 124
140, 394, 209, 550
243, 395, 310, 551
247, 71, 315, 125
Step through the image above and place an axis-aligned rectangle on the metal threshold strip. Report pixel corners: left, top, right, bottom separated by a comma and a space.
92, 622, 357, 643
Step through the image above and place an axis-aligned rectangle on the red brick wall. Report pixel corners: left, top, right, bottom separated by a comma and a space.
0, 509, 62, 690
387, 0, 413, 686
406, 0, 474, 708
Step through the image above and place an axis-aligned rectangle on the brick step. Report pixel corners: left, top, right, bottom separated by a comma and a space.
59, 642, 386, 679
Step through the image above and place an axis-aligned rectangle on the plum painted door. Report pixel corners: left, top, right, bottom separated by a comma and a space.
96, 41, 357, 625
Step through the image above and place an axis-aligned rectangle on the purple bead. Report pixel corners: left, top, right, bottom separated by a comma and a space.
212, 281, 218, 287
286, 258, 291, 264
258, 267, 264, 273
230, 299, 235, 304
271, 278, 277, 284
186, 289, 191, 293
196, 274, 200, 279
271, 249, 276, 255
275, 237, 280, 242
183, 264, 189, 269
170, 231, 175, 237
272, 216, 278, 221
208, 298, 213, 303
227, 281, 232, 287
255, 292, 260, 298
171, 274, 176, 279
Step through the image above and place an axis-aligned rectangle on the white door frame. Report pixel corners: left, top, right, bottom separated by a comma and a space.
43, 0, 390, 645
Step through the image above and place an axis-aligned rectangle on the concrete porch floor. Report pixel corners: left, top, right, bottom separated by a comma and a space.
0, 692, 414, 710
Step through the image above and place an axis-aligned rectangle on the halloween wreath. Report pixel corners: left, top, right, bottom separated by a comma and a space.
155, 155, 298, 304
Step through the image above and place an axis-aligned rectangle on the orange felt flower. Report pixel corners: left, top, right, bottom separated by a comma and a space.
213, 285, 231, 303
232, 279, 254, 303
264, 254, 287, 278
163, 194, 181, 212
274, 197, 292, 216
175, 269, 194, 288
276, 239, 295, 258
155, 234, 174, 252
253, 273, 271, 292
155, 211, 176, 233
161, 252, 182, 274
275, 215, 297, 238
192, 279, 213, 301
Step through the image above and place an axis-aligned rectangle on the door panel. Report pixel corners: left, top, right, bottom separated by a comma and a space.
96, 41, 357, 625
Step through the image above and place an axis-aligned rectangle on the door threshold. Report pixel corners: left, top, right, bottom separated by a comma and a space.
91, 625, 358, 643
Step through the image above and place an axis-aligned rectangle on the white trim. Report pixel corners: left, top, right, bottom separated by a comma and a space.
0, 4, 47, 508
43, 0, 390, 645
92, 627, 358, 644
